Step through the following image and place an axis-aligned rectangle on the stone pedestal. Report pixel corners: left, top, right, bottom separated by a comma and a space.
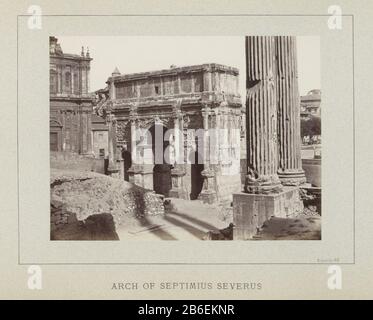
198, 168, 217, 204
140, 167, 154, 190
232, 186, 303, 240
128, 165, 153, 190
169, 165, 188, 199
128, 164, 142, 185
198, 189, 217, 205
107, 167, 119, 178
107, 159, 119, 178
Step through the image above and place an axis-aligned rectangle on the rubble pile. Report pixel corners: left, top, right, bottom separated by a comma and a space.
50, 169, 164, 227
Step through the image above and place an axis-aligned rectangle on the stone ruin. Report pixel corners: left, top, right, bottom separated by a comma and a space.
50, 170, 165, 240
233, 36, 306, 240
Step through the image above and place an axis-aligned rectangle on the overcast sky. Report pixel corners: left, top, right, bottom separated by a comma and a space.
57, 36, 320, 97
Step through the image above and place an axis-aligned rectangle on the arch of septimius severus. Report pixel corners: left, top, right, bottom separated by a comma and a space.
96, 63, 245, 204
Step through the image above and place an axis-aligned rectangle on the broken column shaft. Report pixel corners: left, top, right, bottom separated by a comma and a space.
244, 36, 282, 194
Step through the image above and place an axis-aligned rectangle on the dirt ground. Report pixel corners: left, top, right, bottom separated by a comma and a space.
116, 199, 231, 240
254, 215, 321, 240
116, 198, 321, 241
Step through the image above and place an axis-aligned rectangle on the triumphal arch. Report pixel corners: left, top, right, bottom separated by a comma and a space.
96, 63, 244, 204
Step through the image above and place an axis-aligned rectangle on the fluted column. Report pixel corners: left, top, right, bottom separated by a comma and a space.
127, 104, 142, 185
107, 114, 119, 176
244, 36, 282, 194
130, 119, 137, 164
202, 105, 210, 168
198, 104, 217, 204
173, 104, 182, 165
169, 99, 188, 199
86, 67, 90, 93
57, 67, 61, 94
212, 108, 220, 165
81, 66, 87, 94
87, 111, 92, 154
275, 36, 306, 185
70, 71, 74, 95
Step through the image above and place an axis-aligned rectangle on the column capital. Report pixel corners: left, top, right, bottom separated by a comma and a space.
129, 102, 139, 123
129, 116, 138, 124
172, 98, 183, 120
106, 113, 115, 123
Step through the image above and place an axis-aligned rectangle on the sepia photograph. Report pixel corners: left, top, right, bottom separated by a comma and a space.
49, 35, 321, 241
2, 0, 372, 302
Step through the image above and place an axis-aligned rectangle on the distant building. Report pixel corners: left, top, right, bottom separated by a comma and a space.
91, 114, 109, 158
300, 89, 321, 119
49, 36, 94, 154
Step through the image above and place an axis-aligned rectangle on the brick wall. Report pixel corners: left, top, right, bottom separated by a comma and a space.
50, 151, 106, 174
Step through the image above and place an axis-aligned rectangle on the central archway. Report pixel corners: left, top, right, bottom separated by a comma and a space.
149, 123, 172, 196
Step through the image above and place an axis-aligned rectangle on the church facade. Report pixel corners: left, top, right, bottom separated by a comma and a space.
49, 36, 94, 155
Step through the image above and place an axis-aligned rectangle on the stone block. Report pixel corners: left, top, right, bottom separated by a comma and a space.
198, 190, 217, 204
169, 188, 189, 200
232, 186, 303, 240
